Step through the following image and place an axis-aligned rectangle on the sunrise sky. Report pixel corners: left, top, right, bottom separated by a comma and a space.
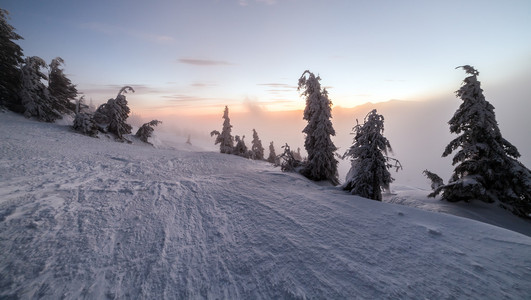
3, 0, 531, 116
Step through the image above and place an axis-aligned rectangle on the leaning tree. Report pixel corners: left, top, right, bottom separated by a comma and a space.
93, 86, 134, 141
430, 65, 530, 217
48, 57, 78, 114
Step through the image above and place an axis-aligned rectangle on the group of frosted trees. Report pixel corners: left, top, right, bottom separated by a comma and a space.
297, 70, 402, 201
1, 10, 79, 121
210, 106, 266, 160
211, 68, 530, 218
0, 9, 161, 144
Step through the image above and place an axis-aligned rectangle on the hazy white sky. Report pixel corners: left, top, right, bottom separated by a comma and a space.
3, 0, 531, 116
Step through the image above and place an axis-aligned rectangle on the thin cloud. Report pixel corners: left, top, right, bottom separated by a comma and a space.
162, 94, 228, 104
178, 58, 235, 66
78, 84, 158, 97
80, 22, 175, 44
257, 83, 297, 89
190, 82, 218, 88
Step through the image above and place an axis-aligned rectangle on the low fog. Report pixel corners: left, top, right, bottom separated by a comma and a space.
136, 76, 530, 189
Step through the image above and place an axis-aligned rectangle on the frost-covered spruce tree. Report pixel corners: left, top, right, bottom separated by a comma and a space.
210, 105, 234, 154
431, 66, 531, 217
343, 109, 401, 201
48, 57, 77, 114
298, 70, 339, 185
136, 120, 162, 144
93, 86, 134, 141
233, 135, 251, 158
267, 141, 278, 164
251, 129, 265, 160
19, 56, 61, 122
0, 9, 24, 112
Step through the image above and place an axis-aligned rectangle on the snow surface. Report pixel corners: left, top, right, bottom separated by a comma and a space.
1, 112, 530, 299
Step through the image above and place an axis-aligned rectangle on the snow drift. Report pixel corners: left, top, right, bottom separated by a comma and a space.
1, 112, 530, 299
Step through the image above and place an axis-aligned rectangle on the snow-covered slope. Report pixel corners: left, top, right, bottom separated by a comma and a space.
1, 112, 530, 299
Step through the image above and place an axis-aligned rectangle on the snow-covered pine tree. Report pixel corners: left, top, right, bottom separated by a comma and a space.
136, 120, 162, 144
48, 57, 77, 114
93, 86, 134, 141
233, 135, 251, 158
298, 70, 339, 185
0, 9, 24, 112
18, 56, 61, 122
267, 141, 278, 164
343, 109, 401, 201
431, 66, 531, 217
251, 129, 265, 160
210, 105, 234, 154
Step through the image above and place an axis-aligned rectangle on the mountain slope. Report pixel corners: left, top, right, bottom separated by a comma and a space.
1, 112, 530, 299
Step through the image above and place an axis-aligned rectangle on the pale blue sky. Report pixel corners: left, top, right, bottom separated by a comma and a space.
3, 0, 531, 115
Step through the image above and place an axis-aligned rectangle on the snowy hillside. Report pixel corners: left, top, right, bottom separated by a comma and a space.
1, 112, 530, 299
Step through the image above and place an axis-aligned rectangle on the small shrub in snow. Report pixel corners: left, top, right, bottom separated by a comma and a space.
278, 143, 301, 172
136, 120, 162, 144
73, 112, 98, 137
210, 106, 234, 154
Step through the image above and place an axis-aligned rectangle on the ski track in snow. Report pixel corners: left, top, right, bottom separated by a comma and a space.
1, 112, 531, 299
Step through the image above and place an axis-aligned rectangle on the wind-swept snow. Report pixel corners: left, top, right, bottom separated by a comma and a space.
1, 112, 530, 299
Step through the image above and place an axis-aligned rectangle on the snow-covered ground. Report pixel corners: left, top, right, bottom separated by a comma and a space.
1, 112, 530, 299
